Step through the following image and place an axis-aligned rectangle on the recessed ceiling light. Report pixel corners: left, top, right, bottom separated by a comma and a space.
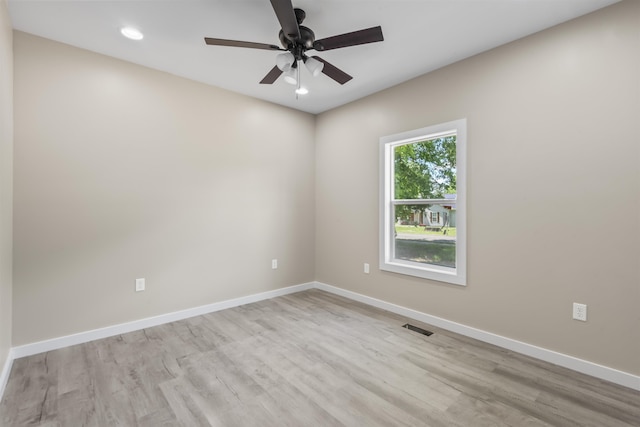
295, 87, 309, 95
120, 27, 144, 41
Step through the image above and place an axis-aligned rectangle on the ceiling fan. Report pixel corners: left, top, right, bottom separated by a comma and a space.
204, 0, 384, 86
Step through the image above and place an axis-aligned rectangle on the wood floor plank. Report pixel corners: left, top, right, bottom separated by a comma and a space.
1, 289, 639, 426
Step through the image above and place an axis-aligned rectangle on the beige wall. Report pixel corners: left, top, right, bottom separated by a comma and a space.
12, 32, 316, 345
316, 1, 640, 374
9, 1, 639, 378
0, 0, 13, 375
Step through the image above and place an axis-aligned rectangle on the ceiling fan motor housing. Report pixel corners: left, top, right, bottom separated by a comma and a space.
279, 26, 315, 54
277, 7, 314, 55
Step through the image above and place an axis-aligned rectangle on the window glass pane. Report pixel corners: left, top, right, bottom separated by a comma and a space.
393, 136, 457, 200
393, 204, 456, 268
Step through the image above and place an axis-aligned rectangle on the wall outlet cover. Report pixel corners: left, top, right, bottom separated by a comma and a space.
572, 303, 587, 321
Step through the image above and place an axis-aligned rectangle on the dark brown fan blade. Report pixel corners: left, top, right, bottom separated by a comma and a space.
313, 26, 383, 51
204, 38, 284, 51
269, 0, 300, 41
311, 56, 352, 85
260, 66, 283, 84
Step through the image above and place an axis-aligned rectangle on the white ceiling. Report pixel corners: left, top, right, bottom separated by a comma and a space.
8, 0, 620, 114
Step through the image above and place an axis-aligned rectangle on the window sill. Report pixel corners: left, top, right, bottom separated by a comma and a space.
380, 260, 466, 286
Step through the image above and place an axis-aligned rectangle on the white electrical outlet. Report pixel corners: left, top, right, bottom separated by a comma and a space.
572, 303, 587, 321
272, 259, 278, 269
364, 263, 370, 274
135, 278, 145, 292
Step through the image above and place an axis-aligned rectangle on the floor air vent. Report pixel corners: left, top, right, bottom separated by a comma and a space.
402, 324, 434, 336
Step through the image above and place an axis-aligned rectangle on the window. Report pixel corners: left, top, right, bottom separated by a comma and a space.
379, 119, 466, 285
429, 212, 440, 224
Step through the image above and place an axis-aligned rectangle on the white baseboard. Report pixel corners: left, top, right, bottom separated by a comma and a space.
313, 281, 640, 391
5, 280, 638, 396
0, 348, 15, 402
11, 282, 314, 360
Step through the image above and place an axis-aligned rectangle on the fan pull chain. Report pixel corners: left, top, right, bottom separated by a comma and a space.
296, 61, 301, 100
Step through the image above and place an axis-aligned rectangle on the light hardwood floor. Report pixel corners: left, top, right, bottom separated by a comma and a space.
1, 289, 639, 426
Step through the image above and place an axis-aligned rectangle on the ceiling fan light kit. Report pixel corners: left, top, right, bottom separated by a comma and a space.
276, 52, 295, 72
304, 57, 324, 77
204, 0, 384, 93
283, 67, 298, 85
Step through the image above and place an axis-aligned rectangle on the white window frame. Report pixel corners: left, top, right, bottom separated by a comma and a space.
379, 119, 467, 286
